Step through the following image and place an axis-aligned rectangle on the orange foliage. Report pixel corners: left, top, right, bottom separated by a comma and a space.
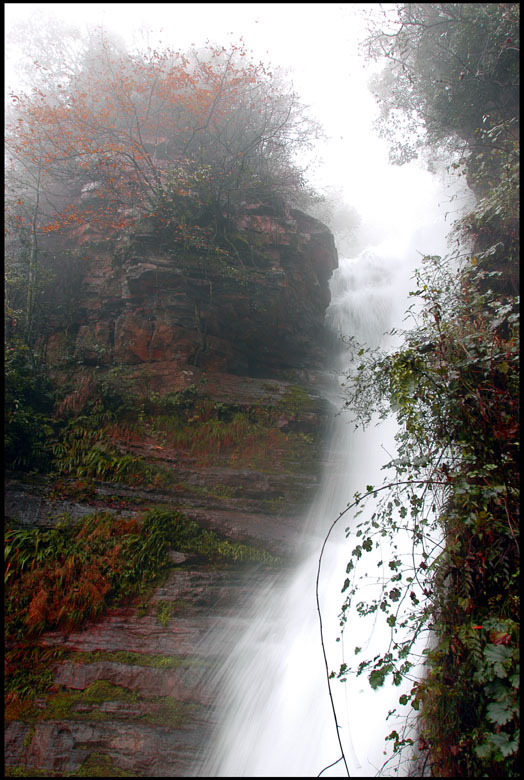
6, 38, 294, 241
26, 587, 50, 632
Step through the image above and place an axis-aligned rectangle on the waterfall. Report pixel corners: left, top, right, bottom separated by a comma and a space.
194, 172, 463, 777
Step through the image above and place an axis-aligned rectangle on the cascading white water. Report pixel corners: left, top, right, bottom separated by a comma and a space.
195, 172, 462, 778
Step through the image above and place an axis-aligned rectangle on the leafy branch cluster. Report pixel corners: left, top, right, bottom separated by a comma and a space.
5, 25, 315, 245
364, 2, 519, 167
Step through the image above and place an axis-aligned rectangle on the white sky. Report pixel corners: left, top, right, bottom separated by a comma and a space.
5, 3, 458, 256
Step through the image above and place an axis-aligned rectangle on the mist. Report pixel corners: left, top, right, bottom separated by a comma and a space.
5, 2, 465, 259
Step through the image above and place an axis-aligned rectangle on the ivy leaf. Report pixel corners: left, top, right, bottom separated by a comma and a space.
389, 587, 401, 602
487, 731, 519, 758
369, 663, 393, 689
369, 668, 387, 689
484, 644, 513, 678
486, 700, 514, 726
474, 742, 493, 759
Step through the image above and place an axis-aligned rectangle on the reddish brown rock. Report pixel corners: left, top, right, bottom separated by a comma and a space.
52, 660, 203, 703
7, 719, 205, 776
53, 200, 337, 381
5, 200, 338, 777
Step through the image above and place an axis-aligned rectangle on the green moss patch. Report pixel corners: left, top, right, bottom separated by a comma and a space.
5, 767, 61, 777
74, 753, 139, 777
14, 679, 198, 731
40, 680, 139, 721
65, 650, 201, 669
5, 754, 138, 777
143, 695, 198, 728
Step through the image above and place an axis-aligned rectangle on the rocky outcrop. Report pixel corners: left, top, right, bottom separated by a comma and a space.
5, 200, 338, 776
47, 201, 337, 381
27, 199, 339, 551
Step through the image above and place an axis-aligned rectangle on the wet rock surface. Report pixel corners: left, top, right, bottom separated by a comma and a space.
5, 559, 273, 776
47, 202, 337, 385
5, 202, 338, 776
6, 719, 209, 777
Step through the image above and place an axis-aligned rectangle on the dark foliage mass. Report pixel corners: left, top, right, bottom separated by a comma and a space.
365, 2, 519, 167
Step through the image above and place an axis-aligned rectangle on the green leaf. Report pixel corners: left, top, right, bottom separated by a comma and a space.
488, 731, 519, 758
369, 663, 393, 689
484, 644, 513, 678
474, 742, 493, 759
389, 587, 401, 602
486, 700, 514, 726
369, 668, 387, 689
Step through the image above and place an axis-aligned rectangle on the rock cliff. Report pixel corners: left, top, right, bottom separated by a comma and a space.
47, 202, 337, 380
5, 200, 338, 777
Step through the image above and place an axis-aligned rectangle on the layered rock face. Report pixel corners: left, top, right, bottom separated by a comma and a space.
5, 565, 265, 777
5, 201, 338, 777
48, 202, 337, 381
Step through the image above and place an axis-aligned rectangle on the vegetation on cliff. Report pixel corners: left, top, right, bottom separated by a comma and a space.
331, 4, 519, 776
5, 506, 280, 707
5, 372, 314, 708
4, 28, 326, 731
4, 26, 326, 477
5, 24, 318, 360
